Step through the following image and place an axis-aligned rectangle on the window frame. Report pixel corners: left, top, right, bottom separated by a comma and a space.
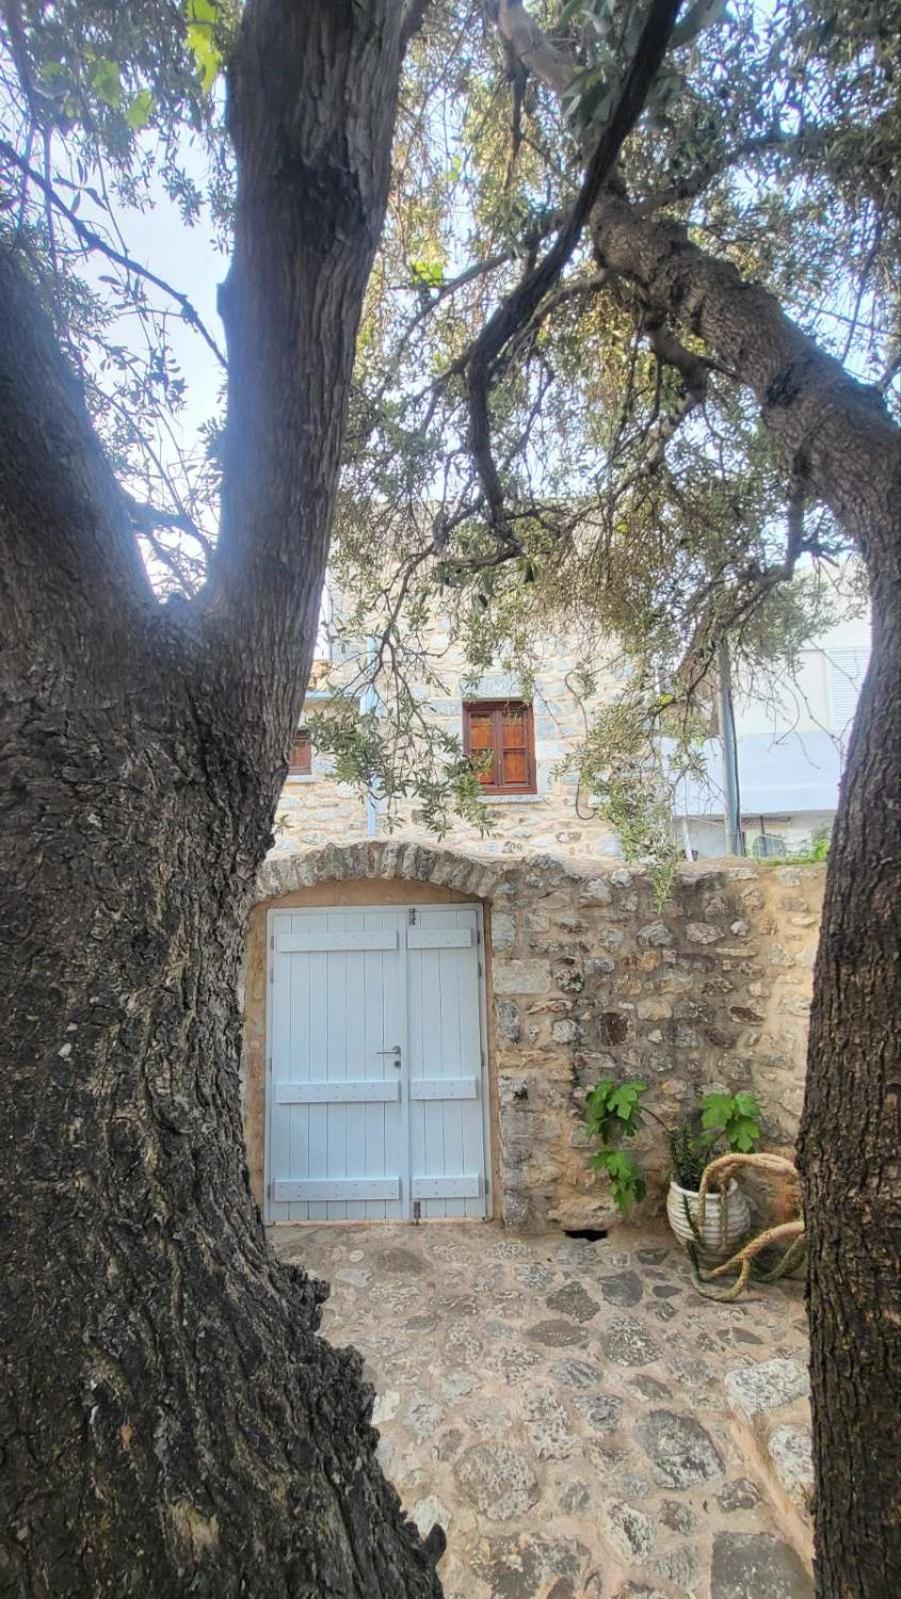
287, 727, 313, 778
462, 699, 537, 797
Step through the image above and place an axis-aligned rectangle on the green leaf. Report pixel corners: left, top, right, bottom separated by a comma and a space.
186, 0, 222, 94
90, 57, 122, 108
125, 88, 154, 131
729, 1117, 761, 1152
577, 81, 614, 127
700, 1091, 734, 1130
608, 1081, 645, 1123
596, 1149, 646, 1212
410, 258, 444, 289
733, 1091, 760, 1119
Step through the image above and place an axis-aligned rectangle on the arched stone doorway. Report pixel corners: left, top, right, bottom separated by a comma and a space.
242, 842, 822, 1233
243, 842, 505, 1225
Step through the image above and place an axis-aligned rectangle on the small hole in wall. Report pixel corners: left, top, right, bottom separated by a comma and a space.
600, 1011, 629, 1045
563, 1228, 608, 1242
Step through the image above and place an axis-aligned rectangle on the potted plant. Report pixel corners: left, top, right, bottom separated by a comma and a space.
584, 1080, 763, 1259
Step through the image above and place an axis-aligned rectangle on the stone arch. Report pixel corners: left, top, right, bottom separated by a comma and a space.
254, 839, 508, 906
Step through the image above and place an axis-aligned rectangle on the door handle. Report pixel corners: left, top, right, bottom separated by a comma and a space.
376, 1045, 402, 1065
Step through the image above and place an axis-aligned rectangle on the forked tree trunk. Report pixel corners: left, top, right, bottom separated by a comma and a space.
0, 675, 441, 1597
0, 2, 443, 1593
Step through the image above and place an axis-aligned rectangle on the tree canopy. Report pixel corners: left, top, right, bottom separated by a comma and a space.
316, 0, 893, 847
2, 0, 892, 666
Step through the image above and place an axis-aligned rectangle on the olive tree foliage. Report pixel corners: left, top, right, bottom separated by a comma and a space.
312, 0, 893, 859
0, 0, 232, 592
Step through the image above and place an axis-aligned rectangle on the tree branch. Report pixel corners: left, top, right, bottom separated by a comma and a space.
493, 2, 899, 565
589, 188, 900, 559
635, 130, 821, 216
0, 137, 228, 371
123, 492, 211, 552
0, 246, 154, 643
461, 0, 683, 529
496, 0, 576, 99
205, 0, 408, 770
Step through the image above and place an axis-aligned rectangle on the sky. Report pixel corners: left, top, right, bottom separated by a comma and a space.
81, 129, 228, 485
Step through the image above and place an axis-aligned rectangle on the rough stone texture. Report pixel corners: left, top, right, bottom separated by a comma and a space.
453, 1444, 540, 1520
710, 1532, 813, 1597
545, 1282, 600, 1322
273, 1222, 813, 1598
724, 1359, 810, 1418
600, 1499, 657, 1560
767, 1425, 814, 1506
636, 1410, 724, 1487
600, 1318, 661, 1367
598, 1271, 644, 1307
245, 843, 824, 1230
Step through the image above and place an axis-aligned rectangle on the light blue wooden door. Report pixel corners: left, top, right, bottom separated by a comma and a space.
267, 904, 488, 1222
406, 907, 488, 1218
267, 908, 407, 1221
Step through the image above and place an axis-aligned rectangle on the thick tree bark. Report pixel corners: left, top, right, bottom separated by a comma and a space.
0, 3, 443, 1595
797, 542, 901, 1592
587, 191, 899, 557
587, 193, 901, 1596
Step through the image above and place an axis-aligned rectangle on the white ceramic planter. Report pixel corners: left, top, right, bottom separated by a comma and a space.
666, 1178, 751, 1260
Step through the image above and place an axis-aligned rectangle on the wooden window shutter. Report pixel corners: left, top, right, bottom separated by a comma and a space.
463, 701, 536, 795
288, 728, 312, 775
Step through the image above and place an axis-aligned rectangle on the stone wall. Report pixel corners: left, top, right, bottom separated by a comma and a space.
246, 842, 824, 1231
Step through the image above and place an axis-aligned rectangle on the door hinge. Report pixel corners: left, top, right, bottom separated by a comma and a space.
408, 907, 417, 925
269, 933, 274, 950
269, 967, 274, 983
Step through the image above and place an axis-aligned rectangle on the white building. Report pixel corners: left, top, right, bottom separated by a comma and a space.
671, 613, 871, 858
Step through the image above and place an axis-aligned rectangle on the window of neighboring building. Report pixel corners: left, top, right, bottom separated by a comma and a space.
463, 700, 536, 795
288, 728, 313, 776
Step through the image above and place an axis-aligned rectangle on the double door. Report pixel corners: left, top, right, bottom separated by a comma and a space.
266, 904, 489, 1221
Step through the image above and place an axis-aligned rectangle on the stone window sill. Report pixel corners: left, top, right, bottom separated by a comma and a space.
285, 774, 321, 785
480, 793, 545, 805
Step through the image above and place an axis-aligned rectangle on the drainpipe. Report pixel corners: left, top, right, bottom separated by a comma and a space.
717, 638, 744, 857
361, 634, 379, 839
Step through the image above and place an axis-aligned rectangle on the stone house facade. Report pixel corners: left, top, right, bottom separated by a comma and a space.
273, 603, 867, 865
243, 840, 824, 1233
274, 624, 625, 861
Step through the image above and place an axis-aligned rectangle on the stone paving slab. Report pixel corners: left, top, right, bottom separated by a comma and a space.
273, 1223, 813, 1599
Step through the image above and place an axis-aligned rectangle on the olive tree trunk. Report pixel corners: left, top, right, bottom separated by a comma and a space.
797, 548, 901, 1596
0, 3, 442, 1594
586, 189, 901, 1597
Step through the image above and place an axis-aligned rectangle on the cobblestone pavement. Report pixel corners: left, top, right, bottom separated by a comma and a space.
273, 1223, 813, 1599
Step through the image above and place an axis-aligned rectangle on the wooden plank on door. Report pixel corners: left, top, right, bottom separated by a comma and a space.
274, 1178, 401, 1202
407, 927, 473, 949
410, 1077, 477, 1100
276, 1080, 401, 1103
275, 929, 398, 952
411, 1175, 481, 1199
